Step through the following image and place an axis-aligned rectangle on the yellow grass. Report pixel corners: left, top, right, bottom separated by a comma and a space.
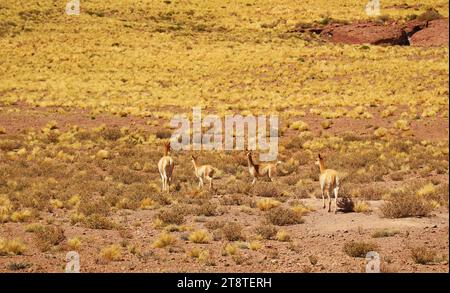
223, 243, 238, 256
99, 244, 122, 261
256, 198, 282, 211
354, 201, 371, 213
153, 232, 177, 248
188, 230, 211, 244
248, 241, 263, 251
0, 238, 26, 256
276, 230, 291, 242
67, 237, 82, 250
140, 198, 157, 210
10, 209, 32, 222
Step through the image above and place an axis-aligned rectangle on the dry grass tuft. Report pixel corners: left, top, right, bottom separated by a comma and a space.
195, 202, 218, 216
84, 214, 116, 229
188, 247, 210, 262
410, 246, 437, 265
140, 198, 157, 210
381, 188, 434, 218
156, 206, 186, 225
276, 230, 291, 242
34, 226, 65, 252
256, 198, 281, 211
189, 230, 211, 244
0, 238, 26, 256
152, 232, 177, 248
266, 207, 304, 226
252, 184, 283, 198
25, 223, 44, 233
255, 223, 277, 240
67, 237, 82, 250
222, 243, 238, 256
99, 244, 122, 262
343, 241, 379, 258
10, 209, 32, 222
221, 222, 244, 241
371, 229, 400, 238
248, 241, 262, 251
353, 201, 371, 213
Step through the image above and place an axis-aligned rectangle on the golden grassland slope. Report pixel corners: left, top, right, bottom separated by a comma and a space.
0, 0, 449, 119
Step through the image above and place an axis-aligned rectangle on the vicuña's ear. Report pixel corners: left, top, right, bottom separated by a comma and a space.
318, 153, 322, 159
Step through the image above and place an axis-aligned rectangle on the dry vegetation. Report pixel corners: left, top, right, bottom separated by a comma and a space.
0, 0, 448, 272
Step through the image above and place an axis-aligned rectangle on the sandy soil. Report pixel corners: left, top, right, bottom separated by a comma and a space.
0, 196, 448, 273
0, 105, 448, 273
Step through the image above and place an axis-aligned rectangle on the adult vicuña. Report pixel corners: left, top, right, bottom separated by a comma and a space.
246, 150, 281, 185
158, 142, 174, 192
191, 155, 217, 189
315, 153, 341, 213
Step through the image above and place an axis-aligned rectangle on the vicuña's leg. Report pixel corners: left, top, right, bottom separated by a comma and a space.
334, 187, 339, 214
160, 174, 165, 192
164, 176, 168, 192
327, 190, 331, 213
198, 177, 204, 188
321, 189, 325, 209
268, 169, 274, 182
206, 176, 213, 189
252, 177, 257, 185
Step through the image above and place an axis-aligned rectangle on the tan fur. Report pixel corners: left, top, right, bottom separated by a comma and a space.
246, 151, 281, 185
191, 155, 216, 189
315, 153, 340, 213
158, 142, 174, 192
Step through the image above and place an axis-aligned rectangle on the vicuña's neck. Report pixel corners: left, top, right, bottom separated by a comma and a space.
192, 160, 198, 170
247, 154, 255, 166
319, 160, 326, 174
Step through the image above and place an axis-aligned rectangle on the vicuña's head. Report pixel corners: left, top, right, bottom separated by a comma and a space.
191, 155, 198, 163
315, 153, 324, 167
245, 148, 252, 157
163, 142, 171, 154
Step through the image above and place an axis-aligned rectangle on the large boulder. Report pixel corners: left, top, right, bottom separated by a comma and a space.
320, 22, 409, 45
409, 19, 449, 47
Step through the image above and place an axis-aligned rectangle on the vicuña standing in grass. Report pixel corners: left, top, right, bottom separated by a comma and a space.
246, 150, 281, 185
315, 153, 340, 213
158, 142, 174, 192
191, 155, 217, 189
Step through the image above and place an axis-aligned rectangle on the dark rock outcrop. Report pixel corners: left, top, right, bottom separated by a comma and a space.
409, 19, 449, 47
320, 22, 409, 46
